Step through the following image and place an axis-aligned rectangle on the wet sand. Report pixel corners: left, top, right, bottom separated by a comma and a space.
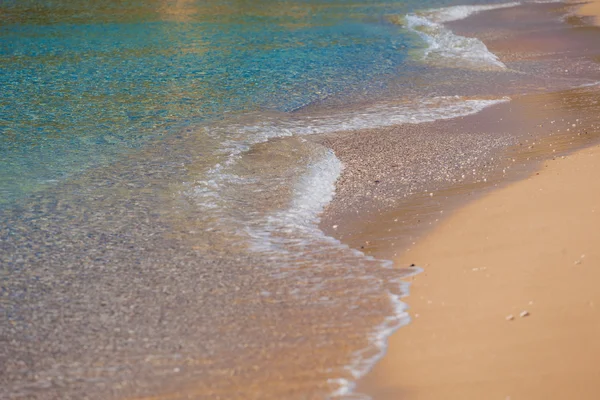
575, 0, 600, 25
346, 8, 600, 399
331, 4, 600, 399
321, 0, 600, 252
359, 140, 600, 400
320, 86, 600, 259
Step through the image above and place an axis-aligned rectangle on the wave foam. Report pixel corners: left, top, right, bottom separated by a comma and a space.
192, 95, 510, 216
402, 3, 520, 70
328, 272, 421, 399
577, 81, 600, 88
422, 2, 520, 23
190, 94, 510, 400
223, 96, 511, 150
245, 149, 424, 400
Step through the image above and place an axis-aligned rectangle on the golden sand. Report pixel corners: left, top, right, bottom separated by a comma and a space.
358, 144, 600, 399
574, 0, 600, 25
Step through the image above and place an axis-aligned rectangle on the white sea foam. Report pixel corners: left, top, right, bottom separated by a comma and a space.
577, 81, 600, 88
189, 94, 510, 399
220, 96, 511, 152
328, 272, 422, 400
193, 96, 510, 221
403, 3, 519, 70
246, 149, 424, 400
238, 147, 424, 400
193, 96, 510, 210
283, 148, 342, 229
242, 147, 344, 254
421, 2, 520, 23
404, 16, 506, 69
193, 95, 510, 245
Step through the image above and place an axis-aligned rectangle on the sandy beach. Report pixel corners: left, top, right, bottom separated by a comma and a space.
575, 0, 600, 24
353, 2, 600, 399
358, 141, 600, 399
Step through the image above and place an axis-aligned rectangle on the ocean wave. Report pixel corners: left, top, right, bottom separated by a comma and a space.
192, 95, 510, 224
420, 2, 520, 23
214, 96, 512, 156
189, 94, 510, 399
577, 81, 600, 88
399, 3, 520, 70
242, 148, 421, 400
192, 95, 510, 214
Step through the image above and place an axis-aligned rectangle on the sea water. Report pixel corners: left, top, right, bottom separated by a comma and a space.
0, 0, 593, 399
0, 0, 518, 204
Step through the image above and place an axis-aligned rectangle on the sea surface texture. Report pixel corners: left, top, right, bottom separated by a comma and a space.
1, 0, 598, 399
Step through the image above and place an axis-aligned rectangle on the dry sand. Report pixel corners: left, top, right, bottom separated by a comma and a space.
574, 0, 600, 24
358, 144, 600, 399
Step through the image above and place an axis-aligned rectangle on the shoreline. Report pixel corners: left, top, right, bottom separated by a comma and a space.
574, 0, 600, 25
341, 3, 600, 399
322, 83, 600, 399
320, 84, 600, 263
357, 138, 600, 400
3, 1, 600, 400
321, 2, 600, 398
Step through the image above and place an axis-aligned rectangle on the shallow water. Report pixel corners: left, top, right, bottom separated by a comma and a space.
1, 0, 536, 204
2, 0, 600, 399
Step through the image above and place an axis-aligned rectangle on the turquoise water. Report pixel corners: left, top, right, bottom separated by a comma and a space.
0, 0, 503, 204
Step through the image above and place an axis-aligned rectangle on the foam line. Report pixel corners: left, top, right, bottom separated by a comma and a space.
402, 3, 520, 70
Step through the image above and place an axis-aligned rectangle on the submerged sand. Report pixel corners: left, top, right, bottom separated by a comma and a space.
359, 142, 600, 399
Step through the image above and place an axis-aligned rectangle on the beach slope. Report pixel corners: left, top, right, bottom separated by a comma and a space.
359, 144, 600, 399
575, 0, 600, 25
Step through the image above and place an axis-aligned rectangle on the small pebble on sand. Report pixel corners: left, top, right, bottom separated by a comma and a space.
520, 311, 530, 318
506, 315, 514, 321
